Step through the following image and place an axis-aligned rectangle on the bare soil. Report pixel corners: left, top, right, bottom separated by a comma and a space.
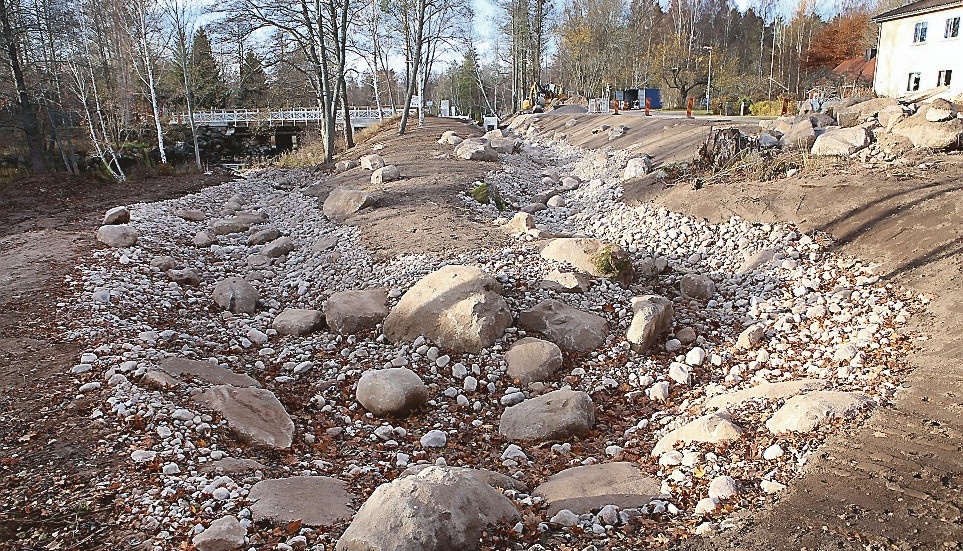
305, 118, 507, 259
0, 171, 232, 550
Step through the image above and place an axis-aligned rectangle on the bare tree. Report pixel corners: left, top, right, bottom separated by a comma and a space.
0, 0, 46, 173
126, 0, 167, 163
165, 0, 202, 169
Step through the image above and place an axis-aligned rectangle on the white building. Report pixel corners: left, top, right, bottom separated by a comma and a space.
873, 0, 963, 98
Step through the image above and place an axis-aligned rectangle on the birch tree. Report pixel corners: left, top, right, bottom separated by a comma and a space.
165, 0, 202, 169
127, 0, 167, 163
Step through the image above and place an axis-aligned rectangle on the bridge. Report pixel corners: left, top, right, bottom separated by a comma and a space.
171, 107, 403, 129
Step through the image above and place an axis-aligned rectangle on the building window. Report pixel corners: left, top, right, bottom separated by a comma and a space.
938, 70, 953, 86
908, 72, 921, 91
914, 21, 928, 42
946, 17, 960, 38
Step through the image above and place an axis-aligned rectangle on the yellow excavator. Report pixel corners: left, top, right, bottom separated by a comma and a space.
522, 82, 567, 112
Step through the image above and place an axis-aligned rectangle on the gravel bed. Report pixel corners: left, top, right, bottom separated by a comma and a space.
60, 128, 924, 550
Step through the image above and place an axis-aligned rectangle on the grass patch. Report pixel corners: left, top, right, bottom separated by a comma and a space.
276, 115, 403, 169
468, 182, 506, 210
591, 245, 630, 277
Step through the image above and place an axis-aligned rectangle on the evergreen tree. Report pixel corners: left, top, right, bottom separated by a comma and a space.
237, 50, 268, 106
191, 27, 226, 108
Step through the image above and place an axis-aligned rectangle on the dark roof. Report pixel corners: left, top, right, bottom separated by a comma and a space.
873, 0, 963, 22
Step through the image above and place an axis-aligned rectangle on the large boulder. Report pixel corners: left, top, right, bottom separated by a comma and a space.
96, 225, 138, 247
651, 413, 744, 456
533, 462, 661, 515
626, 295, 673, 352
247, 227, 281, 246
261, 236, 295, 258
454, 139, 499, 161
334, 159, 359, 172
192, 516, 246, 551
371, 165, 401, 185
156, 357, 259, 388
166, 268, 200, 286
622, 156, 652, 180
383, 266, 511, 353
703, 379, 827, 411
194, 385, 294, 449
213, 277, 258, 314
505, 337, 564, 385
924, 98, 958, 122
540, 238, 633, 286
248, 476, 355, 527
103, 206, 130, 225
779, 119, 816, 151
325, 288, 389, 335
489, 137, 517, 154
336, 466, 520, 551
498, 389, 595, 442
517, 299, 608, 352
878, 105, 910, 131
540, 270, 593, 293
437, 131, 463, 145
193, 229, 216, 247
356, 367, 428, 417
810, 126, 872, 156
176, 208, 206, 222
211, 213, 266, 236
360, 154, 385, 170
837, 97, 899, 127
892, 108, 963, 150
272, 308, 325, 336
679, 273, 716, 301
323, 187, 377, 222
766, 391, 872, 434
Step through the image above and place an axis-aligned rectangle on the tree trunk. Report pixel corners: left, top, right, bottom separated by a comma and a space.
398, 0, 426, 135
0, 0, 46, 174
340, 77, 354, 148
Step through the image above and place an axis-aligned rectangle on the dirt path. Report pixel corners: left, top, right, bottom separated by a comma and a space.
0, 172, 230, 550
644, 157, 963, 549
305, 118, 506, 259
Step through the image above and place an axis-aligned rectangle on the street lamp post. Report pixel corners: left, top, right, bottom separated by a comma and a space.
703, 45, 713, 115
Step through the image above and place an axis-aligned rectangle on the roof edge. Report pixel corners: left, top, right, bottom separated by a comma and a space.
873, 0, 963, 22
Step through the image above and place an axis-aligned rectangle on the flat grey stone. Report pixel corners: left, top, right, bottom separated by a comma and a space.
249, 476, 355, 527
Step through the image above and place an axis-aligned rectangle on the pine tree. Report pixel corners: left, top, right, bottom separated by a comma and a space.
237, 50, 268, 107
191, 27, 226, 108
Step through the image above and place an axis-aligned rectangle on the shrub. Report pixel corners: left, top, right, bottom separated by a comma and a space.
749, 100, 798, 117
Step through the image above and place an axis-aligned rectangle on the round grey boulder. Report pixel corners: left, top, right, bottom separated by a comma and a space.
213, 277, 259, 314
103, 206, 130, 225
680, 273, 716, 301
498, 389, 595, 442
505, 337, 563, 385
356, 368, 428, 417
96, 224, 138, 247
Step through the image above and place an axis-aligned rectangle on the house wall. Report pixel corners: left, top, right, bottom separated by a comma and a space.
875, 6, 963, 97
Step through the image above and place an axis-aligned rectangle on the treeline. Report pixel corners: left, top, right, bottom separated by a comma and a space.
0, 0, 896, 179
441, 0, 891, 117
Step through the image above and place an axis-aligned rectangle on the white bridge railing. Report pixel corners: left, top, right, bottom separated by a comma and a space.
170, 107, 405, 127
